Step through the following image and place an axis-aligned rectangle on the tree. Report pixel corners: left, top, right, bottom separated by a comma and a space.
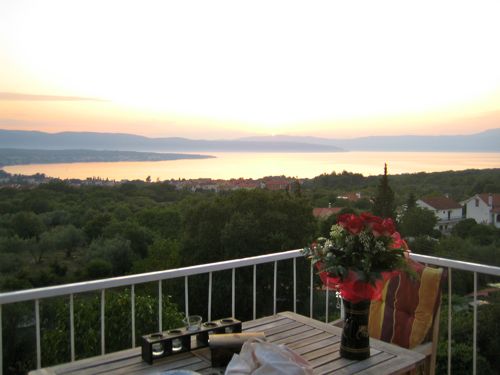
372, 164, 396, 219
136, 207, 181, 240
50, 225, 86, 257
83, 213, 111, 240
103, 220, 154, 258
406, 192, 416, 210
399, 207, 437, 237
85, 258, 112, 278
132, 238, 180, 273
87, 237, 136, 276
451, 218, 477, 238
178, 190, 316, 320
11, 211, 45, 240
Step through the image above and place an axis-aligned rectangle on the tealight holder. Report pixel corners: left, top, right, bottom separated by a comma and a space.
141, 317, 241, 364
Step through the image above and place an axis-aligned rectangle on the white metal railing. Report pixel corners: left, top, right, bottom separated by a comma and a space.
0, 250, 499, 375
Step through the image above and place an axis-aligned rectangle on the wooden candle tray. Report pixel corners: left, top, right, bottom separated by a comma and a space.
141, 317, 242, 364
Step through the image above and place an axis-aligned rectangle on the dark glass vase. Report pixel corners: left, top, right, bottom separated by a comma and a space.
340, 299, 371, 360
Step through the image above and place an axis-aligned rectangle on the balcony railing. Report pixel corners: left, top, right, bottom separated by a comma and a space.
0, 250, 499, 375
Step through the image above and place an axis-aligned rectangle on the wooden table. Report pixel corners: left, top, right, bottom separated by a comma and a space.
29, 311, 425, 375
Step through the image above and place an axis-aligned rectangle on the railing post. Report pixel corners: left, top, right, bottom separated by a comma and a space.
273, 261, 277, 315
131, 285, 135, 348
35, 299, 41, 368
158, 281, 162, 332
325, 287, 329, 323
293, 258, 297, 313
185, 276, 189, 318
101, 290, 105, 355
253, 265, 257, 320
309, 262, 313, 319
70, 294, 75, 361
208, 272, 212, 322
473, 272, 477, 375
231, 268, 235, 318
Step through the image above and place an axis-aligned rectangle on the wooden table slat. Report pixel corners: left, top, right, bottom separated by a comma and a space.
264, 324, 312, 341
242, 317, 294, 333
241, 314, 290, 330
302, 342, 342, 361
291, 337, 340, 357
272, 328, 331, 346
287, 332, 333, 349
259, 320, 304, 335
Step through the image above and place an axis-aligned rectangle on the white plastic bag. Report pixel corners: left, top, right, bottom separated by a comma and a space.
224, 338, 313, 375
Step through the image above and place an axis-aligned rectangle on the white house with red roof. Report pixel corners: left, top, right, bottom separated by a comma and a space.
416, 196, 463, 233
461, 193, 500, 228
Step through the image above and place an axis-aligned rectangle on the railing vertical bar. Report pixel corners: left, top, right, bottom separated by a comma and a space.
325, 287, 329, 323
208, 272, 212, 322
273, 261, 277, 315
232, 268, 235, 318
0, 304, 2, 375
293, 258, 297, 313
70, 294, 75, 361
309, 262, 313, 318
447, 268, 452, 375
340, 296, 345, 320
35, 299, 41, 368
473, 272, 477, 375
158, 281, 162, 333
185, 276, 189, 318
101, 290, 105, 355
131, 285, 135, 348
253, 265, 257, 320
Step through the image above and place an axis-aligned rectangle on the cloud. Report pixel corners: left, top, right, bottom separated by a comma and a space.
0, 92, 106, 101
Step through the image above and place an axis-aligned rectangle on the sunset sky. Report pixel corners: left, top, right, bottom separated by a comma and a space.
1, 0, 500, 139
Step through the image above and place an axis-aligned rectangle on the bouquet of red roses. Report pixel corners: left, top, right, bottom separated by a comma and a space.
303, 212, 410, 303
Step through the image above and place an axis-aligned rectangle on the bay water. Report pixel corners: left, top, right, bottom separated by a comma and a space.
4, 151, 500, 181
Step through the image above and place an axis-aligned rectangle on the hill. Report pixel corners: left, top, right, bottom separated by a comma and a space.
0, 130, 344, 152
240, 128, 500, 152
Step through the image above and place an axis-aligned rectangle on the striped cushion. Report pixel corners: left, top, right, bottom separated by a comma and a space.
368, 260, 445, 349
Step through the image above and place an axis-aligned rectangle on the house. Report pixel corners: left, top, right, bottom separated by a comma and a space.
461, 193, 500, 228
337, 192, 362, 202
312, 207, 343, 220
416, 196, 463, 233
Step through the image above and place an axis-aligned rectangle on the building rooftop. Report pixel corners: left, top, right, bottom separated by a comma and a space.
312, 207, 342, 219
419, 196, 462, 210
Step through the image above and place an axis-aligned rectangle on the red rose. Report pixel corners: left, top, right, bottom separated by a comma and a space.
338, 214, 365, 234
381, 218, 396, 235
337, 213, 354, 228
360, 212, 382, 227
360, 212, 373, 221
391, 231, 409, 250
371, 222, 385, 237
345, 215, 364, 234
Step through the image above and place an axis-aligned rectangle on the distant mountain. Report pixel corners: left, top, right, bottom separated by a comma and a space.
0, 149, 214, 167
0, 128, 498, 152
240, 128, 500, 152
0, 130, 344, 153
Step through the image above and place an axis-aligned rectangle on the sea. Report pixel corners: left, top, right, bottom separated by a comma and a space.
3, 151, 500, 181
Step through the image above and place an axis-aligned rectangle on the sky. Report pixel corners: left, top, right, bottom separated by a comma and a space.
1, 0, 500, 139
